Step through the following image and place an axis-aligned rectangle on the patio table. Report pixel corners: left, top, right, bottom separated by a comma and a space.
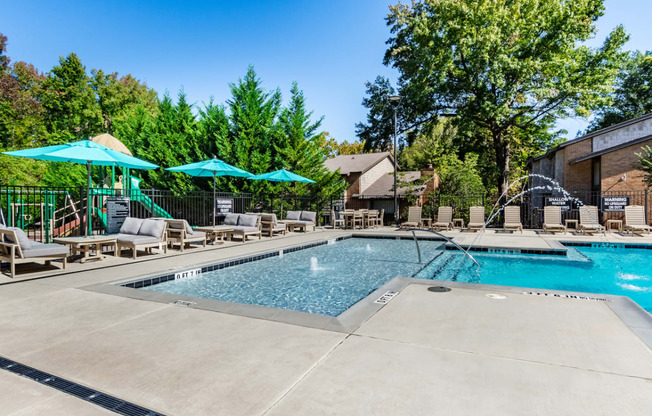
194, 226, 233, 244
53, 235, 117, 263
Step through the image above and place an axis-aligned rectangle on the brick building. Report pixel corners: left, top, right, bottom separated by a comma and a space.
324, 152, 439, 220
528, 112, 652, 224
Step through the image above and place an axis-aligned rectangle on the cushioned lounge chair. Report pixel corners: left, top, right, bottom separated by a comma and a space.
467, 206, 485, 231
280, 211, 317, 231
578, 205, 605, 235
222, 213, 262, 242
116, 217, 168, 259
432, 206, 453, 231
542, 206, 566, 234
166, 219, 207, 251
624, 205, 652, 235
401, 206, 421, 230
0, 226, 69, 278
503, 206, 523, 233
260, 213, 287, 237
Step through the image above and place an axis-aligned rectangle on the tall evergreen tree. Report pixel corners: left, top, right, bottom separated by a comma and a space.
277, 82, 344, 203
227, 66, 283, 194
122, 91, 203, 194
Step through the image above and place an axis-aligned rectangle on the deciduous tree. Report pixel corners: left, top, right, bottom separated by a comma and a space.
587, 51, 652, 132
364, 0, 628, 197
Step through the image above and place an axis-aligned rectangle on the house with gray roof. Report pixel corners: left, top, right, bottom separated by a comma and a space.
324, 152, 439, 221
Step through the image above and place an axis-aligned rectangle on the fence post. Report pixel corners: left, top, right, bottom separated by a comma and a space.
150, 189, 155, 218
646, 189, 649, 222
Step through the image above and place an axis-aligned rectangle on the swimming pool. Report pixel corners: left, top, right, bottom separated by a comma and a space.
416, 244, 652, 313
134, 237, 652, 315
141, 237, 443, 316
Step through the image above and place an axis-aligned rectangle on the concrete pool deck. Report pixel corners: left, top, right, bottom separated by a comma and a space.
0, 229, 651, 415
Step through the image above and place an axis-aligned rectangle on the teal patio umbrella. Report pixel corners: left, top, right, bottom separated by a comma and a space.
3, 140, 158, 236
249, 169, 315, 214
166, 157, 253, 225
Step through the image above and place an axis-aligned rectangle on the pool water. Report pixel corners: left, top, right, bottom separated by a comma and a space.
142, 238, 652, 316
143, 238, 443, 316
415, 245, 652, 313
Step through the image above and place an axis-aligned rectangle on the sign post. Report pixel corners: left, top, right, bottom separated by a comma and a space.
215, 197, 234, 225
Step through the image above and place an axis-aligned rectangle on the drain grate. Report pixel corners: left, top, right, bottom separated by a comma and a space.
0, 355, 166, 416
427, 286, 451, 293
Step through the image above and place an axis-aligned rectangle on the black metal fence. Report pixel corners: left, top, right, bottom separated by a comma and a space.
3, 184, 650, 243
1, 184, 342, 242
424, 189, 651, 229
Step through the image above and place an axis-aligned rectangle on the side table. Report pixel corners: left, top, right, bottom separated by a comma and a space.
564, 219, 579, 230
194, 226, 234, 244
605, 219, 622, 232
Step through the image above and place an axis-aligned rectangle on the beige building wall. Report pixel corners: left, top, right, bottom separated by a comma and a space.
592, 118, 652, 152
359, 157, 394, 194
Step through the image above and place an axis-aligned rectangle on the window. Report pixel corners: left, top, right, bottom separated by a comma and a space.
592, 157, 601, 190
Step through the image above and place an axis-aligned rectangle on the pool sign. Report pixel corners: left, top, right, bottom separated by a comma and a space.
601, 196, 629, 212
215, 198, 234, 214
545, 197, 572, 212
175, 268, 202, 280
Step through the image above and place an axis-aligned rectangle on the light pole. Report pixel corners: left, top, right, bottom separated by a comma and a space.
388, 95, 402, 225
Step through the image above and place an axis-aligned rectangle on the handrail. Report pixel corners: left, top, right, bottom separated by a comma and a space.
409, 228, 480, 267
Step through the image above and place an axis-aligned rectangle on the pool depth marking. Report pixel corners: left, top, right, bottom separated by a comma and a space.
375, 290, 399, 304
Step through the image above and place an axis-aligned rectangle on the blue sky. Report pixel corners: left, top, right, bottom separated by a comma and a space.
1, 0, 650, 142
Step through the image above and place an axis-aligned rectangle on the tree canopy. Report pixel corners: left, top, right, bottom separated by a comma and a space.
359, 0, 628, 197
0, 35, 344, 207
587, 51, 652, 132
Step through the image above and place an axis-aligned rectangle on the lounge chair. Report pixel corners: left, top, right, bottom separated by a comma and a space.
578, 205, 605, 235
116, 217, 168, 259
0, 226, 69, 278
260, 213, 287, 237
401, 206, 422, 230
222, 213, 262, 242
166, 219, 207, 251
432, 206, 453, 231
624, 205, 652, 235
467, 206, 485, 231
542, 206, 566, 234
280, 211, 317, 232
503, 206, 523, 233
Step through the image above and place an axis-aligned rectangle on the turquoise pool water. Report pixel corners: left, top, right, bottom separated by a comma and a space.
141, 238, 652, 315
415, 245, 652, 313
143, 238, 442, 316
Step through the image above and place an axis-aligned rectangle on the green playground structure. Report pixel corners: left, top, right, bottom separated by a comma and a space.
126, 176, 172, 219
90, 176, 172, 232
1, 177, 172, 241
2, 189, 63, 242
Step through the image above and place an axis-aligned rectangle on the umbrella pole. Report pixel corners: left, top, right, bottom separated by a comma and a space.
86, 161, 91, 237
213, 173, 216, 226
280, 186, 284, 218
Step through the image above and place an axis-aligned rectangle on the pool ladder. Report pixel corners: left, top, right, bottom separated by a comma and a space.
411, 229, 480, 267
